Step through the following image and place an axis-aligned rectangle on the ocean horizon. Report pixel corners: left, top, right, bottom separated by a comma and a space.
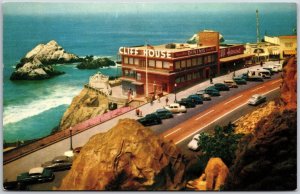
2, 3, 297, 142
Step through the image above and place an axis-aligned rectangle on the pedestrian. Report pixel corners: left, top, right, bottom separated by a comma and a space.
139, 110, 143, 117
157, 95, 161, 103
150, 95, 154, 105
210, 77, 213, 84
260, 61, 263, 67
136, 108, 140, 116
165, 96, 169, 105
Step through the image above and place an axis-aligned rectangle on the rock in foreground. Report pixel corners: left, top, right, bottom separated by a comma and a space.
10, 40, 80, 80
59, 119, 187, 190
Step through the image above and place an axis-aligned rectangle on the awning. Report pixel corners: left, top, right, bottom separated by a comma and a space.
270, 50, 280, 55
220, 53, 254, 63
283, 50, 296, 55
119, 77, 135, 82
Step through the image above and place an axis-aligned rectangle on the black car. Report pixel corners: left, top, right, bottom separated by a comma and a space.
204, 86, 220, 96
137, 113, 162, 126
178, 98, 196, 108
155, 109, 173, 119
214, 83, 230, 91
17, 167, 55, 185
3, 181, 27, 191
42, 156, 73, 171
187, 95, 203, 104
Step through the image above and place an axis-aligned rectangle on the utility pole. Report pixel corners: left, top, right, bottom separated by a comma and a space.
145, 41, 149, 98
256, 9, 260, 44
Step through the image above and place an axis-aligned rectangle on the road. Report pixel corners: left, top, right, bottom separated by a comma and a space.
27, 76, 281, 190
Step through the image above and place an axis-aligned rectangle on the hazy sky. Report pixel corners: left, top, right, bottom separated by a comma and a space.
3, 2, 297, 16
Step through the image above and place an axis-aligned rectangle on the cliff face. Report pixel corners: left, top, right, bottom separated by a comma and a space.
59, 119, 187, 190
224, 57, 297, 191
10, 40, 80, 80
59, 88, 108, 130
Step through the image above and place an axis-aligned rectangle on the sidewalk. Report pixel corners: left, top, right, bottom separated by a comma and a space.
133, 65, 261, 118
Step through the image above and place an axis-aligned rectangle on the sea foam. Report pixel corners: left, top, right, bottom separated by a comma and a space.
3, 86, 82, 126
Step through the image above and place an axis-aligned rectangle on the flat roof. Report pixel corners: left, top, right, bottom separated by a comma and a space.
130, 43, 215, 53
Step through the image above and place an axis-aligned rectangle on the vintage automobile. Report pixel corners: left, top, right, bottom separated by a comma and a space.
42, 156, 73, 171
214, 83, 230, 91
204, 86, 220, 96
17, 167, 54, 184
233, 76, 247, 84
164, 103, 187, 113
223, 79, 238, 88
155, 109, 173, 119
178, 98, 196, 108
195, 90, 211, 101
248, 94, 267, 105
137, 113, 162, 126
187, 134, 201, 151
187, 94, 203, 105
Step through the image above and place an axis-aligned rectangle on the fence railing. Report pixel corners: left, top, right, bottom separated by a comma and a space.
3, 106, 132, 164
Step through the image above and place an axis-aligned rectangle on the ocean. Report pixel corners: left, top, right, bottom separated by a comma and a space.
3, 4, 297, 142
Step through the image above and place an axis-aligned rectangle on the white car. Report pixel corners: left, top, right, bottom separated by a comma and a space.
248, 94, 266, 105
274, 63, 283, 71
187, 134, 200, 151
164, 103, 187, 113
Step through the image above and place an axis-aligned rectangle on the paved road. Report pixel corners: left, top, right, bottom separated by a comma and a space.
3, 65, 278, 182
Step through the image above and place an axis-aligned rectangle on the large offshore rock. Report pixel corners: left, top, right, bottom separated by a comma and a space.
59, 88, 108, 130
10, 40, 80, 80
59, 119, 188, 190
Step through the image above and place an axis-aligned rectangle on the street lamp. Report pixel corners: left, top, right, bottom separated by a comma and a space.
69, 127, 73, 151
233, 62, 236, 77
174, 83, 177, 103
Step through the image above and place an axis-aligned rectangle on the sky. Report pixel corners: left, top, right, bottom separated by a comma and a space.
2, 2, 297, 16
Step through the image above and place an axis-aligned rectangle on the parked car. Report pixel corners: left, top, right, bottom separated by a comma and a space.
214, 83, 230, 91
233, 77, 247, 85
195, 90, 211, 101
262, 67, 275, 75
187, 94, 203, 105
17, 167, 55, 184
164, 103, 187, 113
241, 73, 248, 80
248, 94, 266, 105
42, 156, 73, 171
155, 109, 173, 119
137, 113, 162, 126
204, 86, 220, 96
223, 79, 238, 88
3, 181, 27, 191
178, 98, 196, 108
187, 134, 200, 151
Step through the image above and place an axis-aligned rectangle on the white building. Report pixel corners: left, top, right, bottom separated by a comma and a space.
89, 72, 112, 95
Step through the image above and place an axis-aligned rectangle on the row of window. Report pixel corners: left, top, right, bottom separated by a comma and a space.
175, 72, 202, 83
124, 70, 142, 81
123, 57, 171, 69
174, 54, 217, 70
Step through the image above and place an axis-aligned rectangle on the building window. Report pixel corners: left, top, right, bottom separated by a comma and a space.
149, 60, 155, 67
175, 77, 181, 83
187, 59, 191, 67
204, 56, 208, 64
134, 58, 139, 65
175, 61, 181, 69
198, 57, 203, 65
129, 57, 134, 64
137, 73, 141, 80
285, 42, 293, 47
212, 54, 217, 62
187, 74, 192, 81
192, 58, 197, 66
124, 57, 129, 64
163, 61, 170, 69
207, 55, 212, 63
181, 60, 186, 68
129, 70, 135, 77
124, 70, 129, 76
156, 61, 162, 68
180, 76, 185, 82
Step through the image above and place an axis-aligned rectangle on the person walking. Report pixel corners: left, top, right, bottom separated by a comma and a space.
157, 95, 161, 103
210, 76, 213, 84
165, 96, 169, 105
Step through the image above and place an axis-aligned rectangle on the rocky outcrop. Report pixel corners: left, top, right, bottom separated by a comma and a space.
59, 119, 188, 190
77, 56, 115, 69
280, 57, 297, 110
59, 88, 108, 130
10, 40, 80, 80
224, 57, 297, 191
187, 158, 229, 191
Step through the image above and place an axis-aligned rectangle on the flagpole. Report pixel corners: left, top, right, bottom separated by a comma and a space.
145, 41, 149, 98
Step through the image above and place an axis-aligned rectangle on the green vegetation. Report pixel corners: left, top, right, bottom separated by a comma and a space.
197, 122, 243, 166
77, 55, 115, 69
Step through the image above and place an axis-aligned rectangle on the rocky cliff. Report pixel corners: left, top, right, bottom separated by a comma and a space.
59, 88, 108, 130
59, 119, 187, 190
10, 40, 80, 80
224, 57, 297, 191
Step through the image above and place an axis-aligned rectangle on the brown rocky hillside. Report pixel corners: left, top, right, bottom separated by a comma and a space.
59, 119, 187, 190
